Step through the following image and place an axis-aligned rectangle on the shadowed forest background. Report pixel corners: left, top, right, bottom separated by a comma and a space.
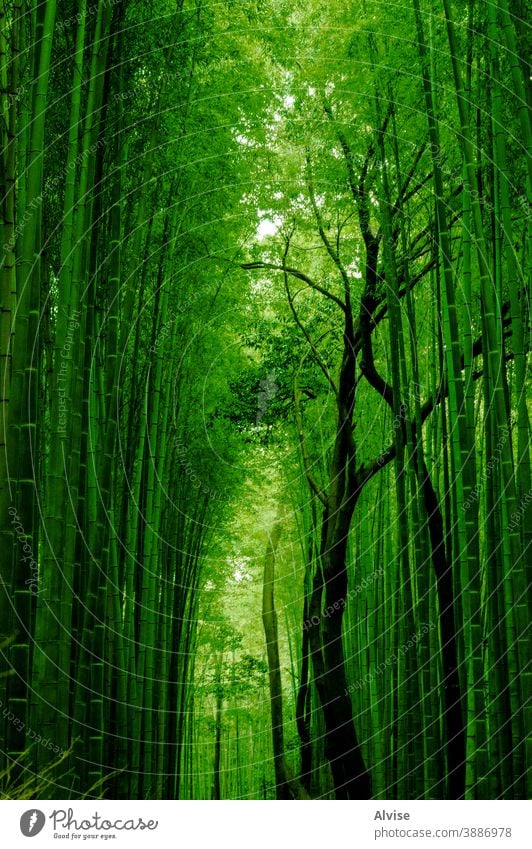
0, 0, 530, 800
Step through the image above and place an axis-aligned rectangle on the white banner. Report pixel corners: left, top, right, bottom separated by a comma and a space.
0, 800, 530, 848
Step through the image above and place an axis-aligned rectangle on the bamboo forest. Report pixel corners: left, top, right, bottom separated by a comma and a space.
0, 0, 530, 803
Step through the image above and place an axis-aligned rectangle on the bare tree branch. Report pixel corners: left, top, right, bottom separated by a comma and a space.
241, 261, 347, 312
281, 238, 339, 398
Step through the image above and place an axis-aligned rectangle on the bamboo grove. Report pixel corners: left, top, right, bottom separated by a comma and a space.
0, 0, 530, 801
